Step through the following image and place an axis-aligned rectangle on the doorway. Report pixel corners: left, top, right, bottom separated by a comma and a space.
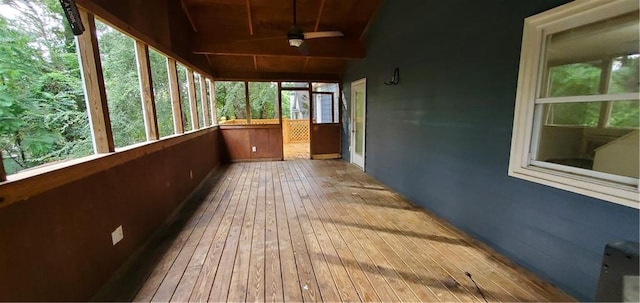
350, 78, 366, 170
281, 82, 310, 160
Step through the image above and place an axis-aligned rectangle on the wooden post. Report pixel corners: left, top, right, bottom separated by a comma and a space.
76, 9, 114, 153
186, 68, 200, 130
207, 79, 218, 125
167, 58, 184, 134
0, 159, 6, 182
199, 75, 210, 127
134, 41, 159, 140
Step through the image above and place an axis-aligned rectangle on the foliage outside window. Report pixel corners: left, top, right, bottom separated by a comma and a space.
96, 20, 146, 148
206, 79, 217, 125
194, 73, 205, 128
0, 0, 92, 175
281, 82, 309, 88
148, 48, 174, 138
281, 90, 309, 120
176, 64, 192, 131
509, 0, 640, 208
215, 81, 247, 125
249, 82, 278, 124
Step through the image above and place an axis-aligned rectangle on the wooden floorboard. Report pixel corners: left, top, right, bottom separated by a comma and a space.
110, 160, 575, 303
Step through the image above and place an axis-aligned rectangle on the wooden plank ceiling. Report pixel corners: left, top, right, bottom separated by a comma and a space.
182, 0, 382, 80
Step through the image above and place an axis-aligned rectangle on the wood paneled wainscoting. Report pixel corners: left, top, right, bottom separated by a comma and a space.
97, 160, 575, 302
219, 124, 283, 162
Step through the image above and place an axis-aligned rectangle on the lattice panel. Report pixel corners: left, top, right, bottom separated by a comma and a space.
288, 119, 309, 142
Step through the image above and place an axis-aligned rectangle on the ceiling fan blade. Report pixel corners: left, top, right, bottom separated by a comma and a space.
304, 31, 344, 39
298, 41, 309, 56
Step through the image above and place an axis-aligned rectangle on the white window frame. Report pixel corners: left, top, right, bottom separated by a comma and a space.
509, 0, 640, 209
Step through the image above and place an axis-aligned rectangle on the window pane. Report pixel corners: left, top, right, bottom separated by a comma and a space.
545, 102, 601, 127
176, 64, 192, 131
533, 101, 639, 178
608, 100, 640, 128
547, 62, 602, 97
206, 79, 217, 125
312, 83, 340, 123
249, 82, 278, 124
96, 20, 145, 148
0, 6, 92, 174
281, 82, 309, 88
282, 90, 309, 119
215, 81, 247, 125
194, 73, 204, 128
148, 49, 174, 138
609, 54, 639, 94
542, 11, 638, 97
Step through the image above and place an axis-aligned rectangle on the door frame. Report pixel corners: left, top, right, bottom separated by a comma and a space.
350, 78, 366, 170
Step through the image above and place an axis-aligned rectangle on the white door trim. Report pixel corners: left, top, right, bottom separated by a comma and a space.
350, 78, 366, 170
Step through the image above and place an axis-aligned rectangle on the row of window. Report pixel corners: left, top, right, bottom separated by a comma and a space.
0, 11, 217, 176
215, 81, 340, 125
0, 7, 342, 178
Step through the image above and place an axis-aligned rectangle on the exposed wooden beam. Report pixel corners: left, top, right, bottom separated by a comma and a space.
213, 71, 341, 82
135, 41, 160, 141
199, 75, 210, 127
167, 58, 184, 134
186, 68, 200, 129
314, 0, 326, 31
207, 79, 218, 125
76, 0, 214, 78
181, 0, 198, 32
76, 9, 115, 153
245, 0, 253, 35
193, 37, 365, 59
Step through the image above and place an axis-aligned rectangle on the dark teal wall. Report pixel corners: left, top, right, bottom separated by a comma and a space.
341, 1, 640, 301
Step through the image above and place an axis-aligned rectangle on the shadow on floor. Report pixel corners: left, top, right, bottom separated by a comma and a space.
324, 218, 471, 247
319, 253, 532, 302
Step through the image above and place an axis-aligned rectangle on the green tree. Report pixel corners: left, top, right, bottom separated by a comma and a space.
249, 82, 277, 119
0, 3, 91, 174
96, 21, 145, 148
215, 81, 246, 121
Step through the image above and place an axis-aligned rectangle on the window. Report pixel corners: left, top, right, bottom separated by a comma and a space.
215, 81, 247, 125
148, 48, 175, 138
509, 0, 639, 208
194, 73, 205, 128
176, 64, 192, 131
249, 82, 279, 124
0, 2, 92, 174
312, 83, 340, 123
206, 79, 217, 125
96, 20, 146, 148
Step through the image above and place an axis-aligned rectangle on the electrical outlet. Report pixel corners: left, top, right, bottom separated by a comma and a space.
252, 146, 257, 152
111, 225, 124, 246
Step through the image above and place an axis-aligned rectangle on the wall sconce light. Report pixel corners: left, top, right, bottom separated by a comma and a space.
384, 67, 400, 85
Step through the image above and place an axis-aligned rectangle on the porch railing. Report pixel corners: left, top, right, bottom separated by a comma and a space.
219, 118, 310, 143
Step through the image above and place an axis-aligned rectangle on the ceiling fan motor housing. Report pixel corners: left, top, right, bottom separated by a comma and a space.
287, 26, 304, 40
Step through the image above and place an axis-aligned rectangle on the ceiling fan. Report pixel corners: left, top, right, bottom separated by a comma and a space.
286, 0, 344, 54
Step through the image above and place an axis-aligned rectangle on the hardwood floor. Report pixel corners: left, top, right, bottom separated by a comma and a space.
100, 160, 574, 302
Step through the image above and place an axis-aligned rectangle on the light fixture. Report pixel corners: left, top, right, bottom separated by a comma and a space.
288, 39, 304, 47
384, 67, 400, 85
287, 25, 305, 48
